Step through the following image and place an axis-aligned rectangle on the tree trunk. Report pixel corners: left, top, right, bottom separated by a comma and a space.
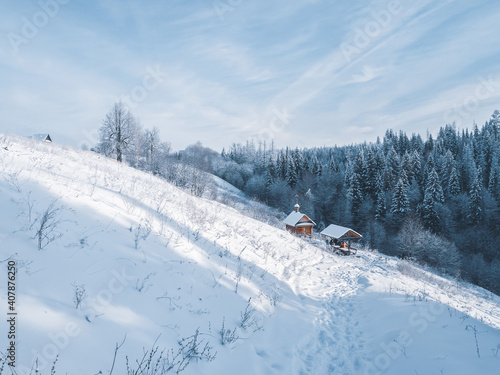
116, 146, 122, 162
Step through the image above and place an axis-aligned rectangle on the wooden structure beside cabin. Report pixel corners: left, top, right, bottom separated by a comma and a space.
321, 224, 362, 255
283, 204, 316, 236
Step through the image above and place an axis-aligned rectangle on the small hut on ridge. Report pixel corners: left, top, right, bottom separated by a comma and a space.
283, 204, 316, 237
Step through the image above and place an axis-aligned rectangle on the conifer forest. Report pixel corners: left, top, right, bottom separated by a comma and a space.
214, 113, 500, 294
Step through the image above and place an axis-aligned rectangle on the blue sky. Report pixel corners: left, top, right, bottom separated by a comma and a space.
1, 0, 500, 151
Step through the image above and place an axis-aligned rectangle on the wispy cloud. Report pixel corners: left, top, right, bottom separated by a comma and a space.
0, 0, 499, 150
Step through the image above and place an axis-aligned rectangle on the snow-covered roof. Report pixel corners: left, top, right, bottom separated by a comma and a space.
28, 134, 52, 142
283, 211, 316, 227
321, 224, 362, 239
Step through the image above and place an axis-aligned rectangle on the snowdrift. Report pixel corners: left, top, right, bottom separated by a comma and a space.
0, 134, 499, 375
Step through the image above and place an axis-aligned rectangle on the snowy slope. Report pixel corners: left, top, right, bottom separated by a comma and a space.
0, 134, 499, 375
211, 174, 284, 228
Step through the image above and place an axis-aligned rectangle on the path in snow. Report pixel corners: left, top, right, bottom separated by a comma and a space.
290, 251, 373, 374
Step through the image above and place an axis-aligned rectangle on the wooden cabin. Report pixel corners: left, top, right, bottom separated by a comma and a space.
321, 224, 362, 254
283, 204, 316, 236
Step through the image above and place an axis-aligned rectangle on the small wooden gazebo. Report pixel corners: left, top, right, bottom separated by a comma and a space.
321, 224, 362, 254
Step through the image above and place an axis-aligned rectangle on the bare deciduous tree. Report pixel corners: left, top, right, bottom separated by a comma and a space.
143, 127, 160, 174
98, 102, 134, 162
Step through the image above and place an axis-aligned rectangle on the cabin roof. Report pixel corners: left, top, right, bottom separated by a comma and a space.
321, 224, 362, 240
283, 211, 316, 227
29, 134, 52, 142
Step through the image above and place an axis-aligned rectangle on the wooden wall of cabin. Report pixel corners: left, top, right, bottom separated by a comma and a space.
286, 225, 313, 236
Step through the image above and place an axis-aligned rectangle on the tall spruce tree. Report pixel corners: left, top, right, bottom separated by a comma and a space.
375, 189, 386, 221
421, 190, 440, 231
386, 146, 400, 186
391, 178, 410, 217
329, 156, 337, 172
425, 168, 445, 204
364, 148, 377, 198
447, 166, 461, 197
411, 150, 423, 187
286, 157, 298, 187
468, 172, 483, 225
348, 172, 363, 225
488, 151, 500, 200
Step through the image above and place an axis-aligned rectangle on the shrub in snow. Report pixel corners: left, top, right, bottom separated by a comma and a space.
16, 191, 36, 230
33, 202, 63, 251
465, 325, 481, 358
123, 329, 215, 374
134, 219, 152, 250
219, 317, 238, 346
136, 272, 156, 293
125, 345, 178, 375
4, 172, 23, 192
177, 328, 216, 371
262, 285, 282, 308
72, 283, 87, 309
239, 297, 261, 332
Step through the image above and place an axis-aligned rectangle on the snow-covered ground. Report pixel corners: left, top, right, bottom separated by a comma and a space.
0, 134, 499, 375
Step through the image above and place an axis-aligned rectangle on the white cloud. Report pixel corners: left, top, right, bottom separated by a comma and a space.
350, 65, 385, 83
0, 0, 499, 150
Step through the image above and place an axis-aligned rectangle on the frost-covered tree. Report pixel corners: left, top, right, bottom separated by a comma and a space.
420, 190, 440, 231
391, 178, 410, 217
488, 153, 500, 200
375, 189, 386, 221
347, 172, 363, 225
397, 217, 425, 259
400, 151, 413, 180
424, 168, 444, 204
311, 156, 323, 176
292, 148, 304, 178
442, 151, 456, 195
447, 166, 461, 197
386, 146, 400, 186
423, 154, 436, 183
329, 156, 338, 172
462, 144, 477, 191
286, 157, 298, 187
143, 127, 163, 174
411, 150, 423, 186
125, 120, 145, 168
97, 101, 134, 162
468, 172, 483, 225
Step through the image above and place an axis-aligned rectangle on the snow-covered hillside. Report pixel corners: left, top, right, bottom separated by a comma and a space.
0, 134, 499, 375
